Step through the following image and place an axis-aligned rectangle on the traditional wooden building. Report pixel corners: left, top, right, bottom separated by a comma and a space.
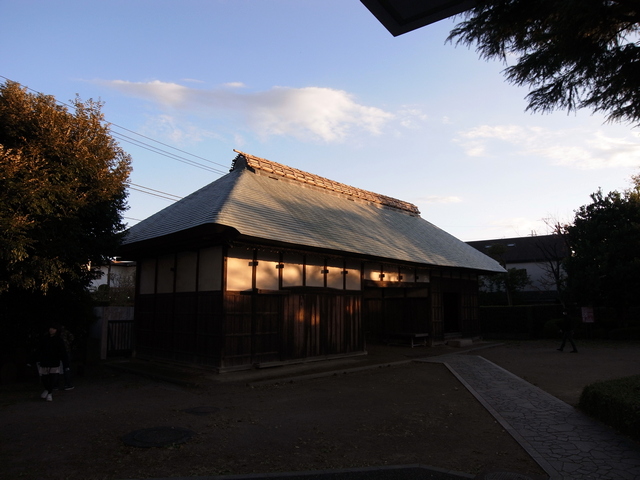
120, 151, 503, 371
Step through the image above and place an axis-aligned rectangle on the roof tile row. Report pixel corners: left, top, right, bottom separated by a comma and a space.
233, 150, 420, 215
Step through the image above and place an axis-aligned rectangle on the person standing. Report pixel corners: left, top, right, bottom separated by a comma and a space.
557, 311, 578, 353
35, 324, 68, 401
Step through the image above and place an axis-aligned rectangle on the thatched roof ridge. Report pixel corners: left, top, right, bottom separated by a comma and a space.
232, 150, 420, 215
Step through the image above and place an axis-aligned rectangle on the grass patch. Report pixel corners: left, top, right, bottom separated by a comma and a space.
579, 374, 640, 441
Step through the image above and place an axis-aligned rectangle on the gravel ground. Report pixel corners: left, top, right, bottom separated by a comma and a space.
1, 339, 639, 480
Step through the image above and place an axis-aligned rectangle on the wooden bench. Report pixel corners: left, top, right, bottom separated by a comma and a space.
383, 332, 429, 348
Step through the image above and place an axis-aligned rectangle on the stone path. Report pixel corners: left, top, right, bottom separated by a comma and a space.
420, 354, 640, 480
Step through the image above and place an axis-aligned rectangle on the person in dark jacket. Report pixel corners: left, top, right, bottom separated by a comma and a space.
557, 311, 578, 353
36, 324, 69, 401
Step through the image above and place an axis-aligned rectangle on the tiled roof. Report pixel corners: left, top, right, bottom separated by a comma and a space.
467, 235, 569, 264
123, 152, 504, 273
232, 150, 420, 215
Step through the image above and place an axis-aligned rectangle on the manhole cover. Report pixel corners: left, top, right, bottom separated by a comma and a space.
122, 426, 195, 448
183, 406, 220, 416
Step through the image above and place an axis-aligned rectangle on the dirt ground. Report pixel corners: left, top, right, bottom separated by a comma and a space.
2, 339, 640, 480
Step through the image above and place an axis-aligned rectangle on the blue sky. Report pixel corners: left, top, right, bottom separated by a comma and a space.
2, 0, 639, 241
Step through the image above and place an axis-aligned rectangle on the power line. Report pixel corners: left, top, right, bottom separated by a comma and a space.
1, 75, 232, 227
127, 185, 182, 202
0, 74, 227, 193
128, 182, 183, 200
111, 131, 226, 174
108, 123, 229, 170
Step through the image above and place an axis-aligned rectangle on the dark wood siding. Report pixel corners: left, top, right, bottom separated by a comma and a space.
222, 293, 253, 367
220, 291, 364, 367
430, 280, 444, 341
134, 294, 155, 357
196, 292, 224, 365
282, 292, 363, 359
174, 293, 198, 363
156, 294, 174, 356
136, 289, 364, 370
133, 250, 481, 369
460, 280, 480, 336
134, 292, 224, 366
363, 287, 430, 341
433, 275, 480, 338
253, 294, 282, 364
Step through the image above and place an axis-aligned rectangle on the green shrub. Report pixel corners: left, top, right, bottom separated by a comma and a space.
579, 375, 640, 442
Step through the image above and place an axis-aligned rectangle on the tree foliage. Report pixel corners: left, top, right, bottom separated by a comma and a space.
563, 180, 640, 315
0, 81, 131, 294
480, 244, 531, 305
480, 267, 531, 305
532, 228, 569, 302
449, 0, 640, 125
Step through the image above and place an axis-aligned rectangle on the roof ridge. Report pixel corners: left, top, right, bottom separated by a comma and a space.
232, 149, 420, 215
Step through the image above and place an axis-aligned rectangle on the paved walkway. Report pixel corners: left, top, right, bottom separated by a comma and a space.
420, 354, 640, 480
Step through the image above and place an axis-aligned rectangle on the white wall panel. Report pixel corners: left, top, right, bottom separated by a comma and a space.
176, 251, 198, 292
345, 260, 362, 290
226, 248, 253, 291
306, 255, 325, 287
282, 252, 304, 287
157, 254, 175, 293
139, 259, 156, 294
256, 251, 280, 290
198, 246, 222, 291
326, 259, 343, 289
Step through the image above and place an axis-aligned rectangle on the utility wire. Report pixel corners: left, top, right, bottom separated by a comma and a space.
127, 185, 182, 202
111, 131, 226, 174
108, 122, 229, 170
128, 182, 183, 200
0, 75, 226, 173
0, 74, 224, 200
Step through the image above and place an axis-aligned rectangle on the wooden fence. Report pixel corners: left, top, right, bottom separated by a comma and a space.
92, 306, 135, 359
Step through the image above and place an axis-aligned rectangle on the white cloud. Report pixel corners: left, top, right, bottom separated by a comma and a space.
455, 125, 640, 169
553, 131, 640, 169
100, 80, 394, 143
106, 80, 191, 107
246, 86, 393, 141
396, 107, 428, 129
488, 217, 546, 238
140, 114, 221, 145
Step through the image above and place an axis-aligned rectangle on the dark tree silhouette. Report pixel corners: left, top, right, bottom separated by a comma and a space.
449, 0, 640, 125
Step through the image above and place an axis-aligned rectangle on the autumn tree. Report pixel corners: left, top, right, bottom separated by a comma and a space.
449, 0, 640, 125
0, 81, 131, 373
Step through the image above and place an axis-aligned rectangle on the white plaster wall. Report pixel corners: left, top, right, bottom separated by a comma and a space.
198, 246, 222, 291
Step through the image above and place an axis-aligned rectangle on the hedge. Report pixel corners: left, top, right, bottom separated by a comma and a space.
579, 375, 640, 442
